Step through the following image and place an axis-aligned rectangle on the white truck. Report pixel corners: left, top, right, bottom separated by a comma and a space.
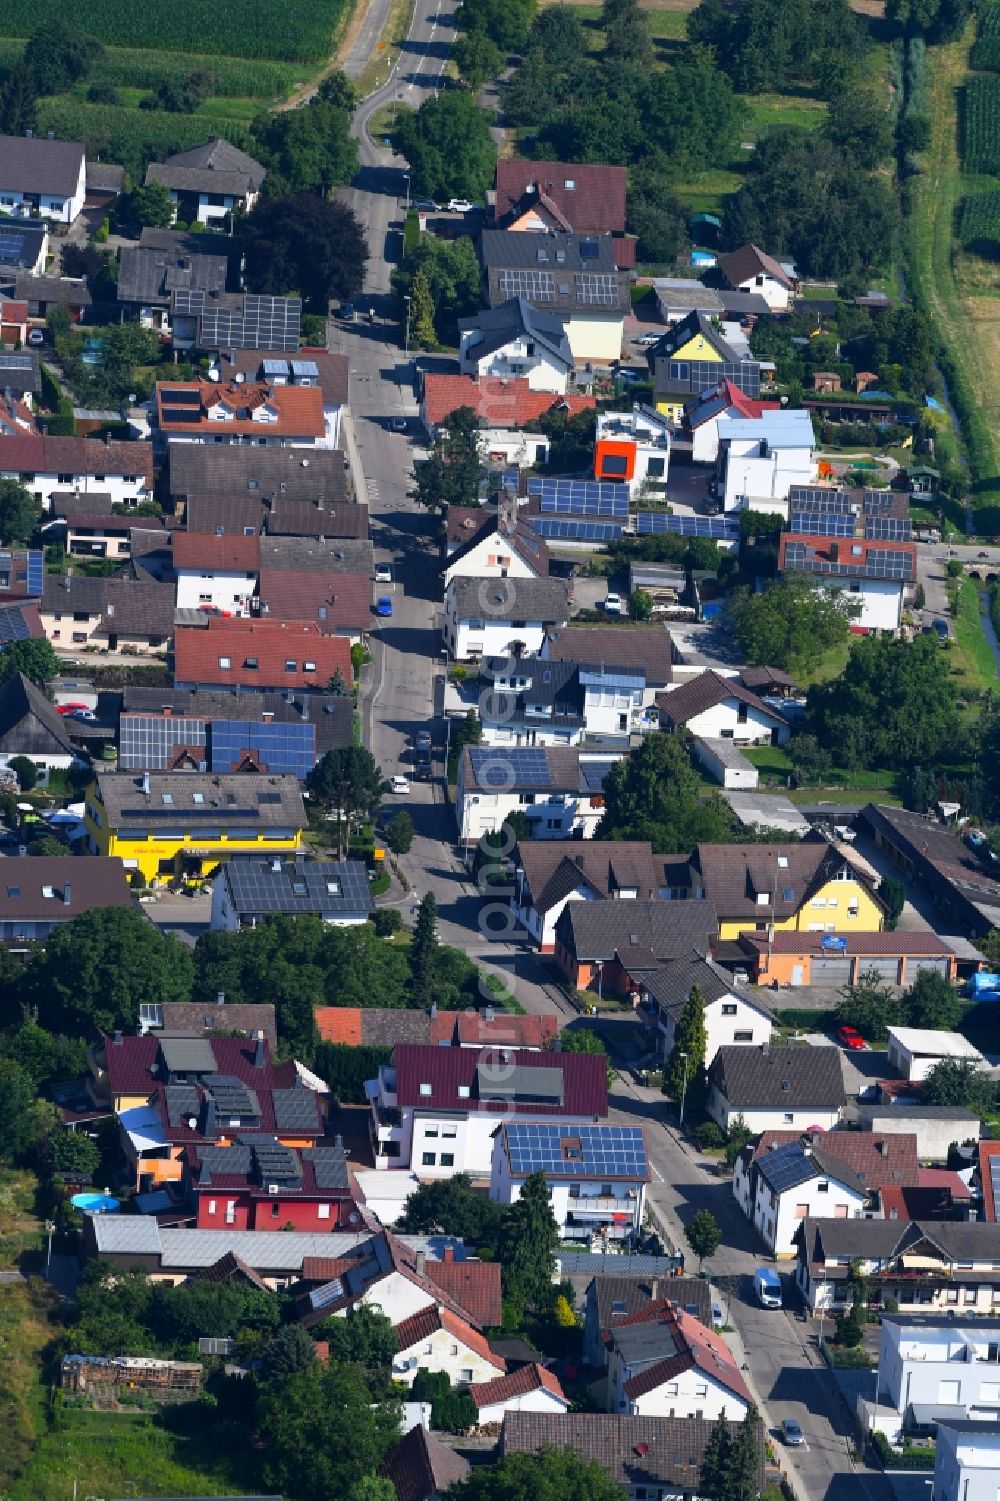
753, 1267, 782, 1309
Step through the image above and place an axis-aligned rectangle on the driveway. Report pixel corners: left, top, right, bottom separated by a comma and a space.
848, 833, 936, 932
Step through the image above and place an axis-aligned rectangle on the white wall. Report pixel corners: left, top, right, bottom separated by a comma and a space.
722, 450, 815, 511
474, 1388, 567, 1426
174, 568, 255, 616
733, 273, 791, 313
479, 429, 550, 466
561, 314, 624, 366
456, 785, 604, 844
490, 1141, 645, 1236
660, 692, 789, 746
707, 1086, 842, 1134
0, 159, 85, 223
409, 1109, 600, 1178
751, 1169, 863, 1257
7, 470, 151, 509
607, 1347, 747, 1420
933, 1424, 1000, 1501
392, 1323, 501, 1386
459, 332, 569, 394
510, 881, 599, 952
332, 1268, 431, 1325
692, 738, 760, 790
443, 534, 543, 587
814, 575, 902, 633
660, 993, 773, 1067
879, 1323, 1000, 1416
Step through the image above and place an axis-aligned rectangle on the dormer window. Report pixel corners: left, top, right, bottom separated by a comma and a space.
419, 1082, 432, 1096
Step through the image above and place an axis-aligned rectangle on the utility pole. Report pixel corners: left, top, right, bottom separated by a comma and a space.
678, 1050, 690, 1129
403, 294, 412, 353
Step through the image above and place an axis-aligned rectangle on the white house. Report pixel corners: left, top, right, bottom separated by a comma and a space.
706, 1044, 846, 1134
455, 743, 620, 846
511, 839, 666, 953
172, 532, 258, 616
0, 134, 86, 224
684, 380, 780, 465
477, 658, 647, 747
391, 1303, 506, 1387
877, 1317, 1000, 1427
795, 1217, 1000, 1315
470, 1364, 569, 1427
693, 736, 760, 790
934, 1422, 1000, 1501
145, 139, 266, 226
480, 233, 629, 368
719, 244, 796, 314
733, 1139, 866, 1258
656, 671, 790, 746
444, 575, 570, 662
442, 512, 550, 589
366, 1043, 608, 1176
858, 1104, 982, 1164
716, 411, 816, 513
885, 1027, 985, 1084
155, 381, 326, 450
420, 373, 593, 453
639, 956, 774, 1066
490, 1122, 649, 1248
0, 435, 153, 509
594, 407, 671, 499
607, 1303, 752, 1419
458, 298, 575, 394
778, 533, 916, 634
209, 858, 374, 932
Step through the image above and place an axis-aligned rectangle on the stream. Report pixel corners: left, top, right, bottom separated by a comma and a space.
978, 588, 1000, 677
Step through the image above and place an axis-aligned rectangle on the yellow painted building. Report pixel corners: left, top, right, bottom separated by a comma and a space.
84, 770, 306, 886
692, 842, 885, 942
652, 310, 737, 422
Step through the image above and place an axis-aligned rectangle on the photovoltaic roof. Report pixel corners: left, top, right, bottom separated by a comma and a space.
532, 518, 625, 541
469, 746, 551, 788
756, 1142, 817, 1194
635, 513, 738, 539
528, 477, 629, 517
505, 1122, 648, 1178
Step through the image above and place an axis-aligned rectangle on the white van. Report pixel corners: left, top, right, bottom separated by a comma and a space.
753, 1267, 782, 1309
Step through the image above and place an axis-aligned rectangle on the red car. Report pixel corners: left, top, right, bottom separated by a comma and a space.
56, 702, 89, 715
837, 1025, 867, 1051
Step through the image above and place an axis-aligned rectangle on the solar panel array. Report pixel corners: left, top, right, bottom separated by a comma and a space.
120, 714, 208, 770
864, 515, 912, 541
0, 230, 26, 265
788, 510, 856, 538
226, 858, 371, 914
787, 486, 855, 513
862, 490, 896, 514
25, 552, 42, 596
665, 359, 762, 397
635, 513, 738, 540
469, 745, 552, 788
783, 541, 914, 580
505, 1123, 648, 1178
576, 273, 621, 306
529, 477, 629, 516
497, 268, 555, 301
532, 518, 625, 541
308, 1277, 344, 1312
202, 295, 302, 353
0, 606, 32, 645
0, 353, 33, 372
758, 1143, 815, 1194
211, 719, 315, 779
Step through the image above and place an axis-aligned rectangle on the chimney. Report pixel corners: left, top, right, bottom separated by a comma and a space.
651, 1277, 659, 1300
876, 1140, 887, 1156
253, 1031, 266, 1069
334, 1134, 344, 1154
113, 1030, 123, 1046
484, 1005, 494, 1023
430, 1002, 437, 1019
141, 771, 150, 796
216, 991, 225, 1006
62, 883, 71, 906
415, 1250, 427, 1277
443, 1246, 454, 1264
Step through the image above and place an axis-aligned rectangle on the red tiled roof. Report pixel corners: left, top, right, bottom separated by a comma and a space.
0, 433, 153, 484
422, 374, 595, 429
174, 617, 352, 690
743, 930, 956, 957
978, 1142, 1000, 1222
878, 1184, 965, 1221
919, 1167, 972, 1197
155, 380, 325, 438
778, 532, 917, 581
257, 569, 371, 630
612, 239, 637, 270
393, 1303, 505, 1369
391, 1043, 608, 1117
427, 1011, 559, 1049
425, 1257, 502, 1327
751, 1129, 919, 1190
720, 380, 780, 420
495, 160, 627, 234
380, 1423, 470, 1501
621, 1305, 752, 1406
172, 531, 260, 572
314, 1007, 364, 1045
301, 1255, 356, 1281
470, 1362, 568, 1410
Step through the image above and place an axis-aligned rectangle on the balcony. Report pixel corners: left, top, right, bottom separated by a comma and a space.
377, 1105, 401, 1130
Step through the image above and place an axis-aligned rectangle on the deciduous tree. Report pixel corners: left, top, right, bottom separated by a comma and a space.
685, 1208, 722, 1272
241, 195, 367, 312
396, 92, 496, 202
386, 810, 414, 854
0, 638, 61, 686
454, 33, 504, 90
904, 969, 963, 1030
252, 96, 358, 197
727, 572, 859, 674
838, 968, 902, 1044
24, 21, 103, 95
414, 406, 482, 510
921, 1057, 998, 1114
257, 1361, 399, 1501
451, 1448, 627, 1501
596, 732, 735, 851
397, 1171, 506, 1254
116, 181, 174, 229
321, 1305, 397, 1375
306, 746, 384, 856
0, 481, 41, 547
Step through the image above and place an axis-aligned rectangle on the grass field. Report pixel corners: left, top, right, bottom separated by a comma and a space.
0, 1279, 56, 1490
951, 578, 999, 691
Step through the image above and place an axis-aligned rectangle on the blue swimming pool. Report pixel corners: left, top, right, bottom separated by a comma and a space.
70, 1193, 120, 1213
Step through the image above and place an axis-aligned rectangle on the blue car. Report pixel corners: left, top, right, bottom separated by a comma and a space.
375, 596, 393, 617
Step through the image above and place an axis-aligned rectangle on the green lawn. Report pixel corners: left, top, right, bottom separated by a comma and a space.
951, 578, 998, 693
739, 92, 828, 139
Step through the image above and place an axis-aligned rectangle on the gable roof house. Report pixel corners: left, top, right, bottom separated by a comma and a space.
0, 133, 87, 223
256, 569, 372, 643
455, 742, 621, 845
0, 669, 80, 777
511, 839, 665, 952
117, 244, 228, 334
140, 999, 278, 1049
458, 298, 575, 395
733, 1137, 868, 1257
795, 1217, 1000, 1315
553, 897, 719, 991
719, 244, 797, 312
155, 381, 325, 449
367, 1043, 608, 1177
470, 1363, 570, 1427
173, 617, 352, 693
475, 656, 647, 748
391, 1302, 506, 1387
185, 1131, 360, 1233
657, 670, 790, 748
442, 510, 549, 586
444, 574, 571, 662
778, 531, 917, 634
649, 310, 764, 424
494, 160, 633, 265
419, 374, 593, 462
502, 1412, 764, 1501
0, 434, 153, 509
380, 1423, 471, 1501
858, 802, 1000, 939
638, 955, 775, 1067
582, 1275, 713, 1370
0, 854, 131, 952
706, 1043, 846, 1133
542, 624, 675, 696
480, 230, 631, 366
145, 138, 266, 225
688, 838, 885, 941
169, 444, 349, 506
210, 347, 349, 449
172, 530, 259, 617
40, 573, 175, 656
607, 1300, 753, 1418
210, 857, 374, 931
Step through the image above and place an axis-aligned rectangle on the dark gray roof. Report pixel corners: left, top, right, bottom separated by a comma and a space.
14, 273, 91, 307
0, 134, 84, 197
859, 1103, 979, 1123
0, 217, 47, 271
481, 230, 631, 314
653, 309, 744, 363
41, 573, 105, 614
806, 1216, 1000, 1264
121, 687, 352, 757
557, 899, 718, 963
220, 858, 374, 918
448, 575, 570, 622
94, 771, 306, 830
457, 297, 573, 368
459, 743, 586, 794
118, 246, 228, 306
640, 956, 774, 1024
86, 162, 125, 193
184, 495, 267, 535
502, 1413, 764, 1494
0, 671, 74, 754
169, 446, 352, 503
156, 1001, 277, 1048
591, 1273, 712, 1331
265, 500, 366, 540
0, 351, 40, 395
146, 138, 266, 197
709, 1044, 846, 1110
257, 537, 372, 575
482, 228, 617, 272
545, 624, 674, 687
103, 578, 175, 638
0, 855, 131, 920
657, 670, 786, 730
48, 490, 118, 517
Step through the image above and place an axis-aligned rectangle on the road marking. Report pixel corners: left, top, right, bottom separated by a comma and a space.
650, 1162, 665, 1183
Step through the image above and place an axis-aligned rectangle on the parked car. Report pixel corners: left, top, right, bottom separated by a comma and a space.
375, 596, 393, 617
412, 198, 439, 212
415, 730, 432, 749
447, 198, 474, 213
27, 329, 44, 346
340, 302, 356, 322
636, 332, 663, 347
56, 702, 90, 716
711, 1298, 725, 1328
374, 564, 393, 583
391, 416, 407, 432
69, 709, 97, 721
603, 592, 623, 615
781, 1419, 804, 1446
837, 1024, 867, 1052
389, 775, 410, 794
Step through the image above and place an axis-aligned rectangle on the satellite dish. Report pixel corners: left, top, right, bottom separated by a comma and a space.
187, 1116, 198, 1129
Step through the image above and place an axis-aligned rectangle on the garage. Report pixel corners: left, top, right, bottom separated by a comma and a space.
810, 956, 853, 984
858, 957, 903, 982
910, 956, 951, 977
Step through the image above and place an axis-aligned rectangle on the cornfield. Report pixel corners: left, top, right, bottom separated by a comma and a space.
971, 5, 1000, 71
958, 191, 1000, 254
961, 75, 1000, 173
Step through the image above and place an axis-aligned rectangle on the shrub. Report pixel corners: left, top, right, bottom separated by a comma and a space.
694, 1120, 725, 1151
372, 908, 403, 937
